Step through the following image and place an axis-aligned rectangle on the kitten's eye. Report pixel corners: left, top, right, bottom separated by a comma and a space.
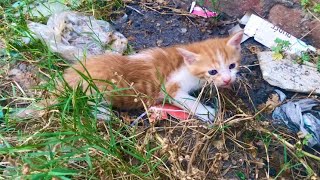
229, 63, 236, 69
208, 69, 218, 75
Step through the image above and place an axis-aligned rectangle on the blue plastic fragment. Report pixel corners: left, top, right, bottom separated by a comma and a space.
272, 90, 320, 148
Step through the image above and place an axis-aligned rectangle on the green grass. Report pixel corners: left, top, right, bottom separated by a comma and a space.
301, 0, 320, 14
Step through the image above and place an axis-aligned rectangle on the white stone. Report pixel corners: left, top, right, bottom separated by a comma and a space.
257, 51, 320, 94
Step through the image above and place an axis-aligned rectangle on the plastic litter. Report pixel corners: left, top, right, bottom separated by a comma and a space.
27, 11, 128, 62
272, 90, 320, 148
189, 1, 218, 18
130, 104, 190, 126
131, 101, 218, 126
149, 104, 190, 122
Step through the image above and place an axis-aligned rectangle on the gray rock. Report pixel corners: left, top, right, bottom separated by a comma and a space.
257, 51, 320, 94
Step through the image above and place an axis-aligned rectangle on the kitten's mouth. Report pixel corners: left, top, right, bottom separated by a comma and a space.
220, 84, 232, 89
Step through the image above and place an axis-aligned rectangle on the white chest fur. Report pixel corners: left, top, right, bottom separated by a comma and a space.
167, 65, 205, 93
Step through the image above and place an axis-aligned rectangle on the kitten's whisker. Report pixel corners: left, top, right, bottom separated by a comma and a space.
189, 81, 208, 118
239, 65, 253, 73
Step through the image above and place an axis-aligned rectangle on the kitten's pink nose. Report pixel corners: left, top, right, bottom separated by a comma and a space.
223, 78, 231, 84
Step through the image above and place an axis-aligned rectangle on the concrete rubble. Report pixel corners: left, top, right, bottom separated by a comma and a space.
257, 51, 320, 94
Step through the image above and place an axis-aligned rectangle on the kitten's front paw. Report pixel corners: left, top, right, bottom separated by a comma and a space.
195, 106, 215, 122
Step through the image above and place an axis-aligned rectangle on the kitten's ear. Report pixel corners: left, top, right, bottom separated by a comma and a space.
227, 31, 244, 51
176, 48, 199, 65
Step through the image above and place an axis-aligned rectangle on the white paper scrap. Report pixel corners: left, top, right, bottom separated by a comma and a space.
243, 14, 316, 55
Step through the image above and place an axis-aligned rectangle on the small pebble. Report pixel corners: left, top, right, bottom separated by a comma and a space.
18, 63, 27, 72
181, 28, 187, 33
156, 39, 163, 46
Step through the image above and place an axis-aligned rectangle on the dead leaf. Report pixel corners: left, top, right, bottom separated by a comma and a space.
297, 131, 306, 139
267, 94, 280, 108
256, 159, 265, 169
248, 46, 260, 54
259, 93, 281, 113
249, 147, 258, 159
222, 153, 229, 161
22, 164, 30, 175
209, 153, 228, 175
212, 140, 225, 151
272, 52, 283, 60
121, 112, 133, 124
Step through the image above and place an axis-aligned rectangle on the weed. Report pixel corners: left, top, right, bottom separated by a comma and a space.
314, 3, 320, 13
271, 37, 320, 72
300, 51, 311, 63
236, 171, 246, 180
271, 38, 291, 60
295, 50, 320, 72
196, 0, 219, 11
302, 134, 312, 145
301, 0, 320, 14
301, 0, 311, 7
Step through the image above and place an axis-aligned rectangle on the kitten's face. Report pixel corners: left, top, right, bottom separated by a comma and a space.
194, 50, 240, 87
178, 31, 243, 88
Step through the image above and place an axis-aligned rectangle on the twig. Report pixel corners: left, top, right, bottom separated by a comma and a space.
187, 134, 204, 174
221, 93, 245, 114
264, 143, 270, 179
21, 111, 54, 145
126, 5, 144, 16
307, 89, 316, 97
140, 3, 192, 16
12, 81, 26, 97
307, 8, 320, 22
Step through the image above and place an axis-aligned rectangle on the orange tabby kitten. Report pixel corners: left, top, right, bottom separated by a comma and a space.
62, 31, 243, 121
